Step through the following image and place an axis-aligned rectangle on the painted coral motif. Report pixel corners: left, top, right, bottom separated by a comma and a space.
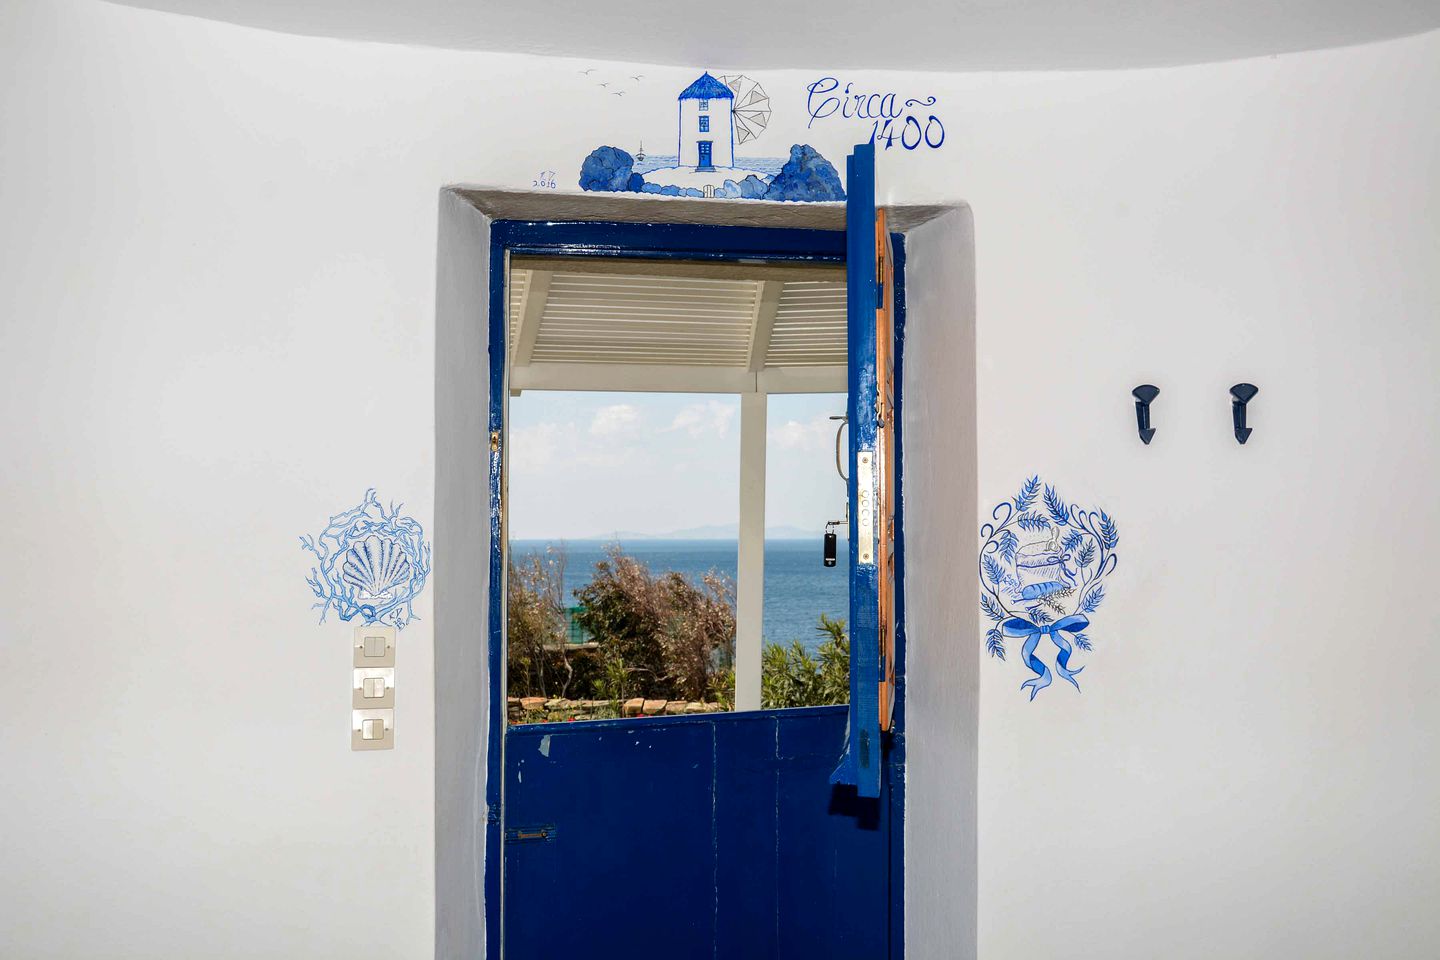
301, 489, 431, 629
979, 476, 1119, 700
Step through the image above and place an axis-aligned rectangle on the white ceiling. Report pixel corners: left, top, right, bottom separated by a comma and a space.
102, 0, 1439, 70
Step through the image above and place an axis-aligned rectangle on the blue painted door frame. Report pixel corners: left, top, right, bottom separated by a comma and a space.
485, 213, 908, 960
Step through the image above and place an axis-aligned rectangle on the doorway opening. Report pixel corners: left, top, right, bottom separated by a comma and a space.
464, 179, 909, 960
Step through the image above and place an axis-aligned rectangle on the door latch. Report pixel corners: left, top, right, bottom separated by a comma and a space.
856, 450, 875, 566
505, 824, 557, 844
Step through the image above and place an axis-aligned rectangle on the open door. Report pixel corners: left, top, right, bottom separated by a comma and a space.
831, 140, 899, 800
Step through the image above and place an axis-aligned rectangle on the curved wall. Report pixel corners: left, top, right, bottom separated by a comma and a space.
1, 1, 1436, 956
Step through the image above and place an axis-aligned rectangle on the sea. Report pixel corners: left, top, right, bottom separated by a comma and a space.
632, 154, 787, 178
509, 538, 849, 652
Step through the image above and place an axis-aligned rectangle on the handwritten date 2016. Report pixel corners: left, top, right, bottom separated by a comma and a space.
805, 77, 944, 151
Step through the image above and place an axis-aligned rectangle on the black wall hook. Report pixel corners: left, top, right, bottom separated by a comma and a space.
1132, 384, 1159, 445
1230, 383, 1258, 444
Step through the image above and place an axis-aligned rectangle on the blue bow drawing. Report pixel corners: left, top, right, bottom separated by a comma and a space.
1002, 614, 1090, 700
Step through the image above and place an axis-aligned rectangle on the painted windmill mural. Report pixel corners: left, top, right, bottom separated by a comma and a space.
577, 70, 841, 202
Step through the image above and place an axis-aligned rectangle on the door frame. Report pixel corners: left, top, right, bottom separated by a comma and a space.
483, 218, 909, 960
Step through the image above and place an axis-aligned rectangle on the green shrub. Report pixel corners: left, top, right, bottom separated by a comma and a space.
709, 666, 736, 711
761, 614, 849, 709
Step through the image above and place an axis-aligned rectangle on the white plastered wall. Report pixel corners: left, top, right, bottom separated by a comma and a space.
900, 207, 980, 960
966, 34, 1440, 960
433, 192, 493, 960
1, 0, 1437, 957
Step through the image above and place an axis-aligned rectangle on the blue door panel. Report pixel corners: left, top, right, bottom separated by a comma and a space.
776, 711, 888, 959
713, 714, 780, 960
505, 721, 716, 954
505, 708, 884, 959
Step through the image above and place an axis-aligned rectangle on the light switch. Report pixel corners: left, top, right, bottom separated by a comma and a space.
352, 708, 394, 751
352, 627, 395, 748
353, 624, 396, 666
352, 666, 395, 709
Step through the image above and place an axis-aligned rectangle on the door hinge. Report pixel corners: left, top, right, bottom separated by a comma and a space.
490, 430, 501, 455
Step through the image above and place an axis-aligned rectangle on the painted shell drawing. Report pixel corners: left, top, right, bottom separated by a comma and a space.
342, 534, 413, 601
301, 489, 431, 629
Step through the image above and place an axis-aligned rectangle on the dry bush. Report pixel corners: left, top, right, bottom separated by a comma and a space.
507, 545, 572, 698
574, 546, 735, 702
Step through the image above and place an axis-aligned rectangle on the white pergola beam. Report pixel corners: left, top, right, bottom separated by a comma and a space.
735, 391, 766, 712
509, 362, 845, 395
511, 269, 551, 368
756, 366, 846, 394
745, 280, 783, 373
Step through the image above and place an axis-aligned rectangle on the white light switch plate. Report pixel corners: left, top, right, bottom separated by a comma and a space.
353, 667, 395, 709
352, 708, 394, 751
353, 625, 396, 667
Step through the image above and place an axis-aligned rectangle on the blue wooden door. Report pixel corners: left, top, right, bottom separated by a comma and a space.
504, 708, 889, 959
697, 140, 713, 169
830, 140, 888, 800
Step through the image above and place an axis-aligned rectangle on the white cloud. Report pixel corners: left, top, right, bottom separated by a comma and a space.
666, 400, 736, 438
769, 414, 836, 452
509, 421, 574, 471
589, 403, 640, 437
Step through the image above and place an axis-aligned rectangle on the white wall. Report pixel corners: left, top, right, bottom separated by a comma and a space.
1, 0, 1436, 956
958, 37, 1440, 960
433, 194, 493, 960
902, 207, 979, 960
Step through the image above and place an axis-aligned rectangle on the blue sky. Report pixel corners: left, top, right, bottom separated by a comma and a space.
508, 391, 847, 540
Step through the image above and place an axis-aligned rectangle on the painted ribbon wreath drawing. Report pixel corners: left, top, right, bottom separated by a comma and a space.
979, 477, 1119, 700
